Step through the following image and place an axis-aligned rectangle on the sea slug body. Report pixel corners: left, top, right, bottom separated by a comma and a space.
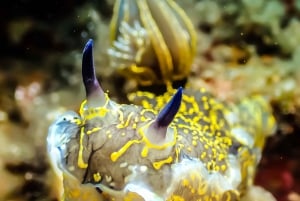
47, 39, 276, 201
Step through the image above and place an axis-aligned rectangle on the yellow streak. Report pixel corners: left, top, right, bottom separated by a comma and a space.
78, 127, 88, 168
110, 139, 141, 162
117, 112, 134, 128
153, 156, 173, 170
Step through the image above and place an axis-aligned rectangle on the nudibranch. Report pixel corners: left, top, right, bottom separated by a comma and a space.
108, 0, 197, 86
47, 40, 276, 201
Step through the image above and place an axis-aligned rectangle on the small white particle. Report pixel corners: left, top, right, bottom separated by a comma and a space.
68, 166, 75, 171
140, 165, 148, 172
25, 172, 33, 180
120, 162, 128, 168
105, 175, 112, 182
109, 182, 116, 187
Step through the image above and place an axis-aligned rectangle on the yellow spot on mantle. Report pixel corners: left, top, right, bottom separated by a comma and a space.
169, 195, 185, 201
93, 172, 102, 182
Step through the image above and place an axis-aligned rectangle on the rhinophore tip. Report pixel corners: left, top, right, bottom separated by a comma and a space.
156, 87, 183, 128
82, 39, 106, 107
145, 87, 183, 143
